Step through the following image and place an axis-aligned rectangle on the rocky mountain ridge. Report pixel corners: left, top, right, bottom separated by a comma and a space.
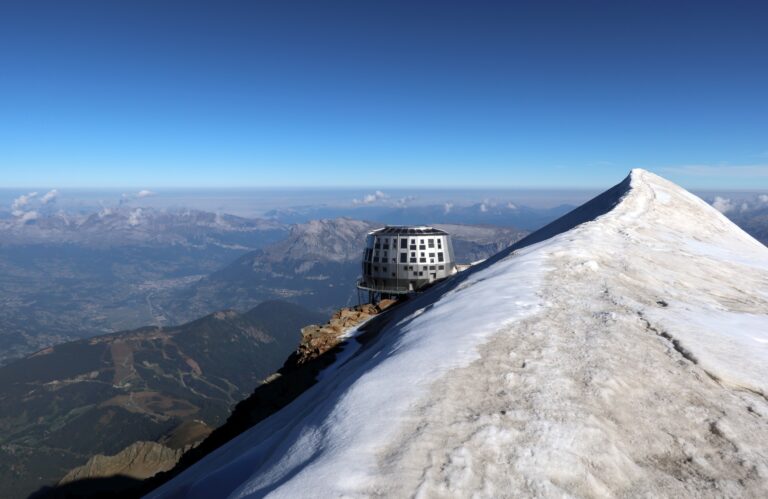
59, 441, 192, 485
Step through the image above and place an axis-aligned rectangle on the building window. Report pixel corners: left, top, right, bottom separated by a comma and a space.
419, 245, 426, 250
420, 252, 425, 257
429, 266, 435, 270
400, 253, 407, 263
410, 257, 417, 263
438, 265, 445, 270
437, 239, 442, 248
429, 253, 435, 258
373, 266, 379, 271
420, 257, 426, 263
428, 239, 434, 248
400, 239, 407, 249
419, 271, 424, 276
383, 266, 388, 272
373, 257, 379, 263
411, 251, 416, 257
438, 252, 444, 262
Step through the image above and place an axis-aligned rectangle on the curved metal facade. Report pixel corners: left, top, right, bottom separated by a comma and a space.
358, 226, 457, 294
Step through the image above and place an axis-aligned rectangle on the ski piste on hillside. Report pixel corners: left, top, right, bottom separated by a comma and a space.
151, 169, 768, 498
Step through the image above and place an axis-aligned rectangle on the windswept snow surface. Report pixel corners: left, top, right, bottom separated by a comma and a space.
151, 170, 768, 498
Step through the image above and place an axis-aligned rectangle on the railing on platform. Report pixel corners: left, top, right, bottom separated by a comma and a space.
355, 280, 413, 295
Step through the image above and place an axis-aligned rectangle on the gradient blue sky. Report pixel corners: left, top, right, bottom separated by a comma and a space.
1, 0, 767, 189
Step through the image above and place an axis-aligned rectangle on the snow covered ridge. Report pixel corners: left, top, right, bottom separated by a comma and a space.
150, 169, 768, 498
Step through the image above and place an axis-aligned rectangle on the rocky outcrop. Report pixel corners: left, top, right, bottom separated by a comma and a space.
297, 300, 396, 363
58, 418, 215, 486
58, 442, 189, 484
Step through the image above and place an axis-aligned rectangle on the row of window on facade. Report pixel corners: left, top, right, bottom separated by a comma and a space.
374, 237, 443, 251
367, 251, 445, 264
369, 264, 446, 276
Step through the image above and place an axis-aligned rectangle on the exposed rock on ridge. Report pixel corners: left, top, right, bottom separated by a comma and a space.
297, 300, 396, 362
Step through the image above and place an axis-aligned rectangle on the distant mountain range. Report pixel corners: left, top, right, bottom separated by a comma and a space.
1, 198, 764, 366
263, 202, 575, 230
0, 300, 323, 499
0, 206, 286, 248
156, 219, 528, 319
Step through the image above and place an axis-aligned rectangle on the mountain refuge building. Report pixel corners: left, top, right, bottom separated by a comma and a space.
357, 226, 457, 299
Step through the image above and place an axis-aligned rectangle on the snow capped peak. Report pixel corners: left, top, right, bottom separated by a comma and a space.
150, 170, 768, 498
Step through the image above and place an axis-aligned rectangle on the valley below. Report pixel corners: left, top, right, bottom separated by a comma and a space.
0, 300, 323, 499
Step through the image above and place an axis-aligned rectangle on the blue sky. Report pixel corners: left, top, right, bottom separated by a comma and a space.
1, 0, 766, 189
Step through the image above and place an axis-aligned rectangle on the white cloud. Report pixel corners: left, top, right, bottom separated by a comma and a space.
714, 193, 768, 214
11, 192, 37, 212
712, 196, 735, 214
9, 189, 58, 222
11, 192, 39, 217
393, 196, 416, 208
120, 189, 156, 204
41, 189, 59, 204
18, 210, 39, 223
443, 202, 453, 214
479, 203, 488, 213
352, 190, 388, 205
507, 202, 518, 210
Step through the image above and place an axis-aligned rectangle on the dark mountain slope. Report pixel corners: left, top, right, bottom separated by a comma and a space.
0, 300, 323, 499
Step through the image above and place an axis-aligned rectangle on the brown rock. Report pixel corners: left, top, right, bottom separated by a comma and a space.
58, 441, 190, 484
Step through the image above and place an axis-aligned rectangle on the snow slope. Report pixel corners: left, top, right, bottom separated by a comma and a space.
150, 169, 768, 498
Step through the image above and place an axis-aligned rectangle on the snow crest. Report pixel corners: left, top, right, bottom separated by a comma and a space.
151, 169, 768, 498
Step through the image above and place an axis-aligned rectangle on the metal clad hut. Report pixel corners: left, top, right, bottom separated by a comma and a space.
357, 225, 457, 299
